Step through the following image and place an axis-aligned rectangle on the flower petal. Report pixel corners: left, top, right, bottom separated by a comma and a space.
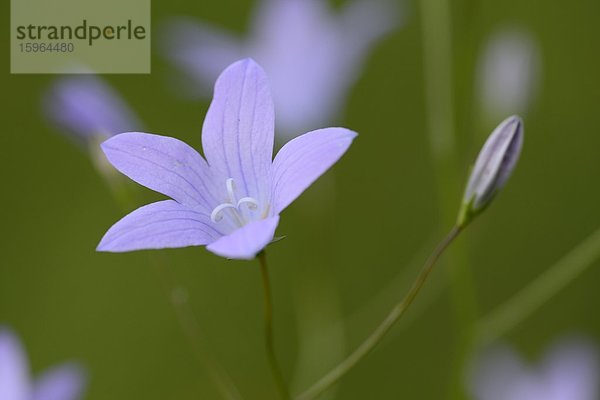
206, 216, 279, 260
202, 59, 274, 205
32, 364, 85, 400
102, 132, 219, 213
0, 328, 30, 400
271, 127, 357, 214
97, 200, 221, 252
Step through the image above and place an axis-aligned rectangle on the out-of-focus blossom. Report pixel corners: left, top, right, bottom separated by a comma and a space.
0, 328, 85, 400
160, 0, 399, 139
469, 338, 599, 400
458, 115, 523, 226
43, 75, 141, 144
43, 75, 142, 180
97, 59, 357, 260
476, 27, 541, 120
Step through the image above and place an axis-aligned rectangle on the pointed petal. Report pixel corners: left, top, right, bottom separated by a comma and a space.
202, 59, 274, 205
0, 329, 30, 400
97, 200, 221, 252
102, 132, 219, 213
271, 127, 357, 214
32, 364, 85, 400
249, 0, 343, 136
206, 216, 279, 260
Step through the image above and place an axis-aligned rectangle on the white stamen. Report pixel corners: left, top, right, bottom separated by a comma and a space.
210, 203, 237, 223
210, 179, 261, 227
237, 197, 259, 210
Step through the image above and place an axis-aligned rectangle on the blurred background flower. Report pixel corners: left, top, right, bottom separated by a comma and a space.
43, 75, 142, 145
475, 26, 542, 123
160, 0, 401, 139
468, 337, 599, 400
43, 75, 144, 191
0, 328, 85, 400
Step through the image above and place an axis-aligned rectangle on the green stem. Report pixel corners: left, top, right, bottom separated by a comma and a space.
295, 226, 464, 400
258, 252, 290, 400
420, 0, 455, 164
420, 1, 476, 398
477, 226, 600, 343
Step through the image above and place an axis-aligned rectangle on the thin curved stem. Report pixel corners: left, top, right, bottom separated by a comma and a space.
477, 226, 600, 344
258, 251, 290, 400
295, 226, 463, 400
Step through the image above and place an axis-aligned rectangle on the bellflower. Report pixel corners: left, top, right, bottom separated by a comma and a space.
97, 59, 357, 260
160, 0, 399, 138
469, 338, 599, 400
0, 328, 85, 400
458, 115, 523, 227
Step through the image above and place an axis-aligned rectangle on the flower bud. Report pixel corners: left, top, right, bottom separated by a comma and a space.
457, 115, 523, 227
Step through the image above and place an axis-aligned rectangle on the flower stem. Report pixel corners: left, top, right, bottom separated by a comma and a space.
295, 226, 464, 400
477, 226, 600, 343
419, 0, 477, 397
258, 251, 290, 400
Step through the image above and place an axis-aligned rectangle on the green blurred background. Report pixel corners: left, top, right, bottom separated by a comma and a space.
1, 0, 600, 399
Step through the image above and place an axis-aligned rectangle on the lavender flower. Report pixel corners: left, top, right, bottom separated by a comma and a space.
469, 338, 599, 400
458, 115, 523, 226
44, 75, 141, 143
97, 59, 357, 260
160, 0, 399, 138
0, 328, 85, 400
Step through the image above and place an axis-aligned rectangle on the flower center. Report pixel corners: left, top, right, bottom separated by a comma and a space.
210, 178, 260, 227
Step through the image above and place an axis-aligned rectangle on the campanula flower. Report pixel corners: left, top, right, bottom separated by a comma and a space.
97, 59, 357, 260
458, 115, 523, 227
469, 338, 599, 400
0, 328, 85, 400
160, 0, 399, 138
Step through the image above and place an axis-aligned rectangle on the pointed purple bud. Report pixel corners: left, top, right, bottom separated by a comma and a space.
458, 115, 523, 227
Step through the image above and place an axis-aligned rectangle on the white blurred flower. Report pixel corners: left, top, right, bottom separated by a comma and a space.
476, 27, 541, 120
160, 0, 401, 139
469, 337, 599, 400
